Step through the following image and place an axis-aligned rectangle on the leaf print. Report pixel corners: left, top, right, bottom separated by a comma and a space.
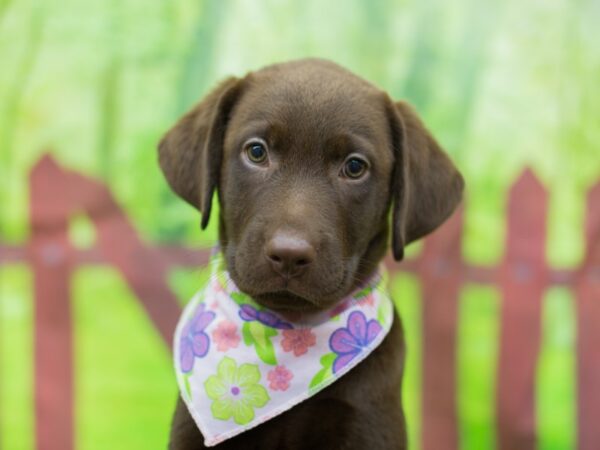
308, 353, 336, 390
242, 321, 252, 346
230, 291, 254, 306
354, 284, 374, 299
377, 300, 390, 324
241, 321, 278, 365
183, 373, 192, 400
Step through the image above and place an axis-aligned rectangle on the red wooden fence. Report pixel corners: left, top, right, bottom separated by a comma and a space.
1, 154, 599, 450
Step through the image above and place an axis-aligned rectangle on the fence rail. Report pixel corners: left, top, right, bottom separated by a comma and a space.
1, 154, 600, 450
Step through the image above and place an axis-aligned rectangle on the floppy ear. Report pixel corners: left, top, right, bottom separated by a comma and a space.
387, 100, 464, 261
158, 77, 242, 229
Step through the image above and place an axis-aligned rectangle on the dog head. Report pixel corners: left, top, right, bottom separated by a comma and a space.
159, 59, 463, 312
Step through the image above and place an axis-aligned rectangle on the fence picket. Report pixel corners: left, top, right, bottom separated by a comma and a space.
64, 168, 182, 345
576, 181, 600, 450
30, 156, 74, 450
419, 207, 464, 450
496, 170, 548, 450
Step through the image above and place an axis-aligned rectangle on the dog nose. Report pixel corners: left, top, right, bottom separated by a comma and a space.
265, 232, 315, 278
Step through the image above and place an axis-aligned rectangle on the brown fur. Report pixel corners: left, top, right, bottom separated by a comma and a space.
159, 58, 463, 449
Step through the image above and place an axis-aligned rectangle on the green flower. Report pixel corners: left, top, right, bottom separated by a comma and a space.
204, 357, 270, 425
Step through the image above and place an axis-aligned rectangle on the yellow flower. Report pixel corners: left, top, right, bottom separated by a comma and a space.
204, 357, 270, 425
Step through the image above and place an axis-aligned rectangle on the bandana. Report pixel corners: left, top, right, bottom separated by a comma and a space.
174, 252, 394, 447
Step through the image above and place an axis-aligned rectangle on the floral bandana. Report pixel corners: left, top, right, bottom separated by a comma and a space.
174, 252, 394, 447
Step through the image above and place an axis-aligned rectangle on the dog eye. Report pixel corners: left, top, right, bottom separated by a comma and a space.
342, 157, 368, 179
245, 141, 268, 164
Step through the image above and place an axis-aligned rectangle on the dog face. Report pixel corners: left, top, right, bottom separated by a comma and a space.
159, 59, 463, 312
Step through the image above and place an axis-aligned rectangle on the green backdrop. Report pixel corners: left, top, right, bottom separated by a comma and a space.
1, 0, 599, 449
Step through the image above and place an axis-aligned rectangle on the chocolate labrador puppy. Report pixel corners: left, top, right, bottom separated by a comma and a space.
159, 58, 463, 449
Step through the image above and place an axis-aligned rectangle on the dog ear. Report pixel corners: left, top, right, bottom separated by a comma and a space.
158, 77, 243, 229
387, 100, 464, 260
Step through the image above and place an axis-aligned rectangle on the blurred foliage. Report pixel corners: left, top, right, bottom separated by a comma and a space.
1, 0, 599, 448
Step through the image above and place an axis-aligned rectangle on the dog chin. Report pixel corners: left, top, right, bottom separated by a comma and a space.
252, 290, 323, 313
241, 274, 351, 313
227, 253, 351, 313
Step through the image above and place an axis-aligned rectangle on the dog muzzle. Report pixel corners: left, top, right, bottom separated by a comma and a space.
173, 252, 394, 446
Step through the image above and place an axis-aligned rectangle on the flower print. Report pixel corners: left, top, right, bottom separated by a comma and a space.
267, 365, 293, 391
214, 280, 225, 293
212, 320, 241, 352
239, 304, 293, 329
204, 357, 270, 425
281, 328, 316, 356
353, 284, 375, 308
329, 311, 382, 373
179, 303, 216, 373
357, 293, 375, 307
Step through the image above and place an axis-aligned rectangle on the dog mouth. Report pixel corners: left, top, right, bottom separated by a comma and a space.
237, 268, 350, 314
253, 290, 321, 313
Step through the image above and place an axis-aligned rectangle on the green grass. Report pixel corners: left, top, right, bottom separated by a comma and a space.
392, 274, 422, 450
457, 285, 500, 450
536, 288, 576, 450
0, 265, 34, 450
72, 267, 176, 450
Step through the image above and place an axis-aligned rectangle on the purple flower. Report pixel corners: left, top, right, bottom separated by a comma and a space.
329, 311, 382, 373
238, 304, 292, 329
238, 304, 259, 322
179, 303, 216, 372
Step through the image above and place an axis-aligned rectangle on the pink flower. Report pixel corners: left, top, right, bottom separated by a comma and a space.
281, 329, 316, 356
211, 320, 240, 352
357, 293, 375, 307
267, 365, 293, 391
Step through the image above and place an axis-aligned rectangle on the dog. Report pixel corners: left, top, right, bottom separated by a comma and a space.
158, 58, 463, 449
